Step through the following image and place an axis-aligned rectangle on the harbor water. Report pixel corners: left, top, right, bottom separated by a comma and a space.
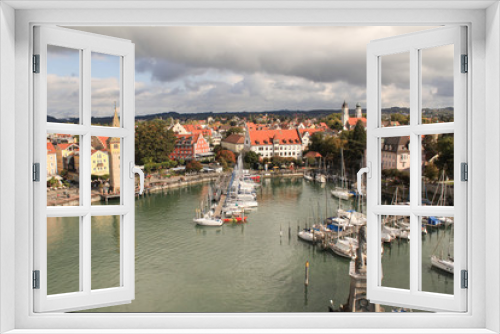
47, 177, 454, 312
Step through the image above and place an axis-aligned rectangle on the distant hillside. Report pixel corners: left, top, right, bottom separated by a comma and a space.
47, 109, 343, 124
46, 107, 451, 124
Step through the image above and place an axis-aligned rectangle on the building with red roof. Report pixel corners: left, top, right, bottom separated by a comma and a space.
170, 133, 210, 161
299, 128, 324, 150
346, 117, 367, 130
244, 129, 303, 159
56, 143, 79, 173
184, 124, 213, 137
47, 142, 58, 176
221, 134, 245, 153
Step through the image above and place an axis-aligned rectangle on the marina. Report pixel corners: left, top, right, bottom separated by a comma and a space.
45, 176, 455, 313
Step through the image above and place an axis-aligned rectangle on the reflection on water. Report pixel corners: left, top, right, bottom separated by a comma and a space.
45, 178, 452, 312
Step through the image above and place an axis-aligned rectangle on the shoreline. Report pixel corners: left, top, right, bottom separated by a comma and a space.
48, 171, 307, 206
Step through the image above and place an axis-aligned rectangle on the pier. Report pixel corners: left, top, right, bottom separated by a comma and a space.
213, 194, 226, 218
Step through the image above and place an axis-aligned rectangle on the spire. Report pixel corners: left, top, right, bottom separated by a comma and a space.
342, 100, 348, 108
112, 101, 120, 127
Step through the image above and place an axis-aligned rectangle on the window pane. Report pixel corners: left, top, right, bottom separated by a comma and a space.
91, 52, 121, 127
380, 215, 411, 290
380, 52, 410, 127
421, 45, 454, 124
421, 134, 454, 206
46, 133, 80, 206
91, 215, 121, 290
47, 45, 80, 124
91, 136, 121, 205
421, 216, 454, 294
381, 136, 410, 205
47, 217, 80, 295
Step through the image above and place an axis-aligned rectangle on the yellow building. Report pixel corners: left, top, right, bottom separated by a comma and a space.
91, 150, 110, 176
56, 143, 79, 172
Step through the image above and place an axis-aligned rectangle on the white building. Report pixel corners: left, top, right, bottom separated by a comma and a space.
244, 129, 303, 159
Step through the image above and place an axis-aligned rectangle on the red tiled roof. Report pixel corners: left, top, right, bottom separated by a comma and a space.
347, 117, 367, 126
191, 129, 213, 137
175, 133, 201, 144
184, 124, 203, 133
304, 151, 322, 158
248, 129, 302, 146
57, 143, 78, 150
47, 142, 56, 154
91, 149, 108, 155
299, 128, 323, 136
97, 136, 109, 150
222, 134, 245, 145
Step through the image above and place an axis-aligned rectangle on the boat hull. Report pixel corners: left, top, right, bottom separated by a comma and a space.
193, 218, 224, 226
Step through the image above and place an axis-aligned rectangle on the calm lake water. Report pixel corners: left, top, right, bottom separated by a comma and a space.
47, 177, 454, 312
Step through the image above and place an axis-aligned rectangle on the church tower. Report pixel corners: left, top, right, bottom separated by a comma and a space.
108, 138, 120, 193
109, 103, 121, 193
112, 102, 120, 127
355, 103, 363, 119
341, 101, 350, 130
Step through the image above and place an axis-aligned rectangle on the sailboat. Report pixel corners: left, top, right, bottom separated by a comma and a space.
430, 228, 454, 274
329, 238, 355, 258
430, 254, 454, 274
331, 148, 354, 200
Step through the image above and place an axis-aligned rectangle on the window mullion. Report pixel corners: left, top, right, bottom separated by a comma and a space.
409, 47, 420, 295
81, 48, 92, 294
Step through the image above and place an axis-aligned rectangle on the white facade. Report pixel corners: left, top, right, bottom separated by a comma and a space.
244, 132, 303, 159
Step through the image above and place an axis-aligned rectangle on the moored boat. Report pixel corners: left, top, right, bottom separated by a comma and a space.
431, 255, 454, 274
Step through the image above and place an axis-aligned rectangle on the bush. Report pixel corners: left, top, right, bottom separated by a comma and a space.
216, 150, 236, 164
186, 161, 203, 172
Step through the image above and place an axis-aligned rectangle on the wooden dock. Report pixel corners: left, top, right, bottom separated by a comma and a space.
214, 194, 226, 218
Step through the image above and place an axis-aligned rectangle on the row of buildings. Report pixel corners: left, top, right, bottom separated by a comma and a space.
46, 108, 122, 192
166, 102, 391, 165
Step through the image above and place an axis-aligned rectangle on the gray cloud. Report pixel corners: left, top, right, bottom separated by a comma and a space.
61, 26, 453, 114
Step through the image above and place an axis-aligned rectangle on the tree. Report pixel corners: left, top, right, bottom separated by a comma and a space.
213, 144, 223, 154
48, 177, 58, 188
244, 151, 260, 165
329, 119, 343, 131
424, 162, 439, 181
225, 127, 244, 138
390, 113, 409, 125
217, 150, 236, 164
135, 119, 177, 165
435, 135, 454, 179
186, 161, 203, 172
423, 135, 438, 159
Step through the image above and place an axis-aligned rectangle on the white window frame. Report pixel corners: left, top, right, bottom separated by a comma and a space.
365, 26, 467, 312
33, 25, 136, 313
1, 1, 498, 333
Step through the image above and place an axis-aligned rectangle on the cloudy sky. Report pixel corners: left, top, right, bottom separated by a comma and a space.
47, 26, 454, 118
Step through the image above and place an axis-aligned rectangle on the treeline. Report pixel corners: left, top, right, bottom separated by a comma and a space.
307, 120, 367, 175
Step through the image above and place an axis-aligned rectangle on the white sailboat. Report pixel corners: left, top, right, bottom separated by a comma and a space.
329, 239, 355, 258
431, 255, 454, 274
332, 148, 354, 199
193, 210, 223, 226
